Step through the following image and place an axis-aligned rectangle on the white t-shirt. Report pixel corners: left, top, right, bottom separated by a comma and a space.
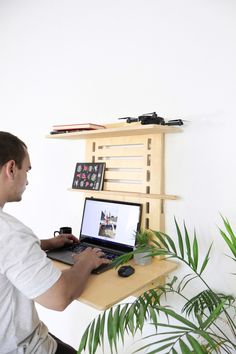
0, 208, 62, 354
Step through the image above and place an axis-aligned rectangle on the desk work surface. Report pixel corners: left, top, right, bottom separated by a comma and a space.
53, 258, 177, 310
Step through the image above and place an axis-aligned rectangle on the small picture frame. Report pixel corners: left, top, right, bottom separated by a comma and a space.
72, 162, 106, 191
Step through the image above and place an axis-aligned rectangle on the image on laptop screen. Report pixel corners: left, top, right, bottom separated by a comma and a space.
80, 198, 142, 249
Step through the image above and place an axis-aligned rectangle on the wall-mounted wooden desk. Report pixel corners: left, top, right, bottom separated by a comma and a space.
53, 259, 177, 310
48, 124, 180, 310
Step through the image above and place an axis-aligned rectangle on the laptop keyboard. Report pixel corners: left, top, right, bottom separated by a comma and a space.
64, 243, 120, 274
67, 243, 120, 261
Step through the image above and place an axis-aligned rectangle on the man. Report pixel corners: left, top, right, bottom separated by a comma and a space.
0, 131, 109, 354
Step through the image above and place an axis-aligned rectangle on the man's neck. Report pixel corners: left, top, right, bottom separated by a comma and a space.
0, 195, 6, 208
0, 193, 6, 208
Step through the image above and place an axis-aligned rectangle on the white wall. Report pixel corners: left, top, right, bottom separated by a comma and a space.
1, 0, 236, 352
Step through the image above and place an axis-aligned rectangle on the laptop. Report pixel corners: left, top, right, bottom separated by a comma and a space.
47, 197, 142, 274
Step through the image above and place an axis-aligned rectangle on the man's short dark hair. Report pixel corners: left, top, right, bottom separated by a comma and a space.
0, 132, 27, 169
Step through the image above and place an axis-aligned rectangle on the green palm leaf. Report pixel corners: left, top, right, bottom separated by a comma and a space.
143, 342, 175, 353
192, 231, 198, 270
158, 232, 177, 254
100, 311, 106, 351
153, 231, 170, 251
137, 300, 145, 330
179, 338, 193, 353
131, 333, 181, 353
184, 222, 194, 267
199, 243, 212, 275
113, 306, 121, 351
134, 332, 190, 353
219, 215, 236, 259
77, 325, 90, 354
111, 252, 133, 268
196, 331, 218, 350
179, 275, 198, 292
221, 216, 236, 244
172, 349, 178, 354
177, 273, 192, 292
182, 290, 227, 318
175, 217, 184, 258
88, 320, 95, 354
219, 228, 236, 259
219, 228, 236, 257
107, 310, 114, 353
92, 316, 101, 354
186, 334, 208, 353
127, 303, 136, 335
119, 304, 128, 343
158, 307, 198, 329
201, 301, 225, 329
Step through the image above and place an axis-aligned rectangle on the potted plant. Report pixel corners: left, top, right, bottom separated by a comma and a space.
109, 228, 154, 268
133, 229, 153, 265
78, 216, 236, 354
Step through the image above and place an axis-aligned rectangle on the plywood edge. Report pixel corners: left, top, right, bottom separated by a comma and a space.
46, 124, 182, 140
68, 188, 179, 200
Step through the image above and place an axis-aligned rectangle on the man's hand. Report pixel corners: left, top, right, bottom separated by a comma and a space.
40, 234, 79, 251
72, 247, 110, 272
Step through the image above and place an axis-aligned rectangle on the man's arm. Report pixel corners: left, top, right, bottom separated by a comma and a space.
34, 248, 110, 311
40, 234, 79, 251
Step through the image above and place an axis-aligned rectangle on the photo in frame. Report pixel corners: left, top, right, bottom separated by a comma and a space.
72, 162, 106, 191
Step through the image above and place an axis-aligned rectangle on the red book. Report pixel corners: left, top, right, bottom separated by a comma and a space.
52, 123, 105, 132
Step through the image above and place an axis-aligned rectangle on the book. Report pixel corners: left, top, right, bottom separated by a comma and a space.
52, 123, 105, 132
72, 162, 106, 191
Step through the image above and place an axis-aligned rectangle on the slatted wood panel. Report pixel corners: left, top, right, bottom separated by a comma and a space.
84, 133, 165, 231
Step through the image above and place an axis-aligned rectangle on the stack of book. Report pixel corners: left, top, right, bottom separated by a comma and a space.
50, 123, 105, 134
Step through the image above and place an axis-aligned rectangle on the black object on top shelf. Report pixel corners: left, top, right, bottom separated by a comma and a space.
118, 112, 183, 126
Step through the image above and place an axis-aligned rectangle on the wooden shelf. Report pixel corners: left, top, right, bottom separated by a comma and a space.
46, 123, 181, 140
68, 188, 178, 200
53, 258, 178, 310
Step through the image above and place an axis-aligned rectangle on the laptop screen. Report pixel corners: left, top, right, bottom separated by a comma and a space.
80, 197, 142, 249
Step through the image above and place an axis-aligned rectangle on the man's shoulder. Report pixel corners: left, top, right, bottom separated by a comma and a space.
0, 209, 23, 227
0, 209, 33, 236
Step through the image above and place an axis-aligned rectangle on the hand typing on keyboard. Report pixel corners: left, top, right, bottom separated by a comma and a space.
72, 247, 111, 272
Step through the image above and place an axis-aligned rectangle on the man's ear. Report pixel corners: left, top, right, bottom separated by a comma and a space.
5, 160, 16, 179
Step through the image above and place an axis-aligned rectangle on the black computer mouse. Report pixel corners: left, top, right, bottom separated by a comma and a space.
118, 265, 135, 277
